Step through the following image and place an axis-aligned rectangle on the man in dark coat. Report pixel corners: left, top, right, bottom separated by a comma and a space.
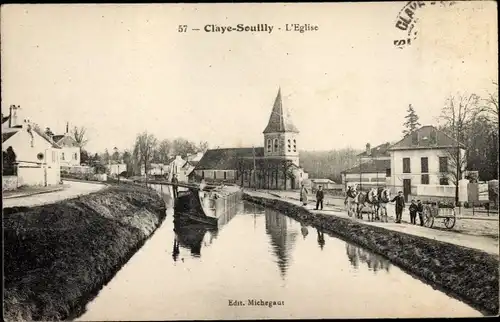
391, 191, 405, 223
172, 174, 179, 199
315, 186, 324, 210
417, 200, 424, 226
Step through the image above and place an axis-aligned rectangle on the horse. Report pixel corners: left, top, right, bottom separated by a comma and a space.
375, 187, 391, 223
344, 185, 358, 217
354, 188, 378, 221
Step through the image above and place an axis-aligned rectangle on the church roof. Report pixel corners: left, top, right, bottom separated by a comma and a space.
263, 89, 299, 134
195, 147, 265, 170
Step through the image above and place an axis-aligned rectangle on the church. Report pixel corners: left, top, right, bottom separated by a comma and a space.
191, 89, 309, 190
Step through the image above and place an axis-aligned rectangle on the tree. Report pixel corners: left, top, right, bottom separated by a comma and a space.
484, 81, 498, 128
172, 138, 197, 158
101, 149, 110, 164
402, 104, 421, 136
122, 150, 133, 176
3, 146, 17, 175
80, 149, 90, 165
156, 139, 172, 163
438, 93, 485, 204
71, 126, 88, 150
197, 141, 209, 153
45, 127, 55, 137
133, 132, 158, 181
112, 147, 120, 162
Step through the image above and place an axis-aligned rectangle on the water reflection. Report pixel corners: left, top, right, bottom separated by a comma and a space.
265, 208, 298, 279
300, 223, 309, 240
345, 243, 391, 273
317, 229, 325, 250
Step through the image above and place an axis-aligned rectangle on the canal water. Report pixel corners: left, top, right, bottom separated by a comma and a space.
77, 185, 481, 320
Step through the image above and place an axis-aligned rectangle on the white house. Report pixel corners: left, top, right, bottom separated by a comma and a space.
388, 125, 466, 202
106, 162, 127, 176
341, 142, 392, 191
310, 178, 338, 190
52, 126, 80, 167
2, 111, 61, 189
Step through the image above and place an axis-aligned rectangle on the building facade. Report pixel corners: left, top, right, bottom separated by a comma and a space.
388, 125, 467, 202
341, 142, 391, 191
2, 110, 61, 189
192, 89, 308, 190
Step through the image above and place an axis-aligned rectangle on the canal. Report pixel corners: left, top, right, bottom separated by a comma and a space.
77, 185, 481, 320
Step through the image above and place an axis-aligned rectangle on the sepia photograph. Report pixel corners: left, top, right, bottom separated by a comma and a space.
1, 1, 499, 320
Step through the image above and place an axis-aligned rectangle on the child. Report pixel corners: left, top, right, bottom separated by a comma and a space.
409, 199, 418, 224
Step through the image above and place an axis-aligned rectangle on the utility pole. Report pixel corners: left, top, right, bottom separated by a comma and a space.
253, 145, 257, 190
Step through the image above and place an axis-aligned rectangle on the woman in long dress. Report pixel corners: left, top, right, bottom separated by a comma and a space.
300, 183, 309, 207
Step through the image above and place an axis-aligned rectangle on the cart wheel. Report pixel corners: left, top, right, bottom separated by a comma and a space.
443, 215, 456, 229
423, 205, 434, 228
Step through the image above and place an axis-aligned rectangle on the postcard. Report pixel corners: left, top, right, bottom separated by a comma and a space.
1, 2, 498, 321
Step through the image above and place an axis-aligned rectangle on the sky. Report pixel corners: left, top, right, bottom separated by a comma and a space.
1, 2, 498, 153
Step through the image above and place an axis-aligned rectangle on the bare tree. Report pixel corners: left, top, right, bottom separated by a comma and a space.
172, 138, 197, 158
133, 132, 158, 183
197, 141, 209, 153
485, 81, 498, 127
71, 126, 89, 152
439, 93, 484, 204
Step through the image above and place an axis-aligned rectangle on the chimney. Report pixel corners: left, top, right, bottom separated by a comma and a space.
366, 143, 371, 155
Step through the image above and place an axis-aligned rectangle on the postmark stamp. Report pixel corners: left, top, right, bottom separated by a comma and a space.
393, 1, 456, 49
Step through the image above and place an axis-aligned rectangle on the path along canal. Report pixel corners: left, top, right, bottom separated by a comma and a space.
77, 185, 482, 320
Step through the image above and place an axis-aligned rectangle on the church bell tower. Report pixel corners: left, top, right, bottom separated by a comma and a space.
263, 88, 300, 166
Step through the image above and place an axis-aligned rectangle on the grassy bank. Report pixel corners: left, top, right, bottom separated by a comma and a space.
3, 184, 166, 321
243, 194, 499, 316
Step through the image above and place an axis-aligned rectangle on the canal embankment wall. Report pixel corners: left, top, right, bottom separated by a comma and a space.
243, 193, 499, 316
3, 184, 167, 322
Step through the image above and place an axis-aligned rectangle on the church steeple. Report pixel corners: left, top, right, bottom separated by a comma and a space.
263, 88, 299, 134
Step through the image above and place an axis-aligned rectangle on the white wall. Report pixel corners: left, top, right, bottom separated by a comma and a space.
60, 147, 80, 166
390, 148, 466, 187
3, 127, 61, 187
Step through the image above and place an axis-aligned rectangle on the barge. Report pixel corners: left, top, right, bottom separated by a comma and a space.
174, 184, 243, 226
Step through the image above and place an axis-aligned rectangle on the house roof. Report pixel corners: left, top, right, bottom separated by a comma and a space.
194, 147, 266, 170
2, 131, 18, 143
342, 159, 390, 174
2, 115, 10, 124
32, 125, 61, 149
263, 89, 299, 134
357, 142, 391, 158
388, 125, 465, 151
53, 134, 79, 147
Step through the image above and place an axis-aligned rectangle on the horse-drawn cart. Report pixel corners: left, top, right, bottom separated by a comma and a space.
421, 202, 457, 229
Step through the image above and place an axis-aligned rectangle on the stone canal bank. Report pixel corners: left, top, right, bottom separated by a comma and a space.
243, 192, 499, 316
3, 184, 166, 322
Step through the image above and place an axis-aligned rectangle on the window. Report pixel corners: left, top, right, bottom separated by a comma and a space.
403, 158, 411, 173
201, 171, 204, 179
421, 174, 429, 184
267, 139, 272, 152
287, 139, 291, 152
411, 132, 418, 145
386, 168, 391, 177
213, 171, 216, 179
224, 171, 227, 180
273, 139, 278, 152
73, 153, 78, 160
52, 151, 56, 163
421, 157, 428, 173
429, 129, 437, 144
61, 153, 65, 161
439, 157, 448, 173
440, 177, 449, 185
293, 139, 296, 152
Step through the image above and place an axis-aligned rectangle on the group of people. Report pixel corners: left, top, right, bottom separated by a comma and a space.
391, 190, 425, 225
300, 183, 426, 226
